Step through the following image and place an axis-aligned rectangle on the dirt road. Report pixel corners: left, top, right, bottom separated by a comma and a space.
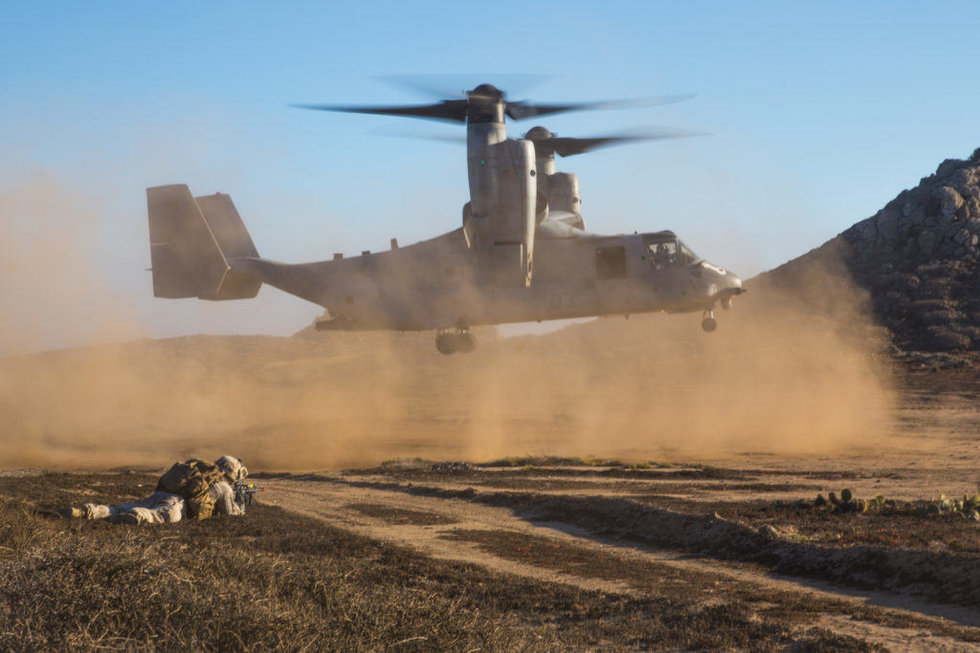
264, 459, 980, 651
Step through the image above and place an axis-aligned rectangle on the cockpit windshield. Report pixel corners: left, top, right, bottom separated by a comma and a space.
644, 236, 699, 269
678, 242, 699, 264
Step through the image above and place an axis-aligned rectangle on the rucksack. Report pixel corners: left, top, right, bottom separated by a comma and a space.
156, 459, 225, 520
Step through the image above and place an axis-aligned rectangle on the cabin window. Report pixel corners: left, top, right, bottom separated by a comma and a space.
595, 246, 626, 280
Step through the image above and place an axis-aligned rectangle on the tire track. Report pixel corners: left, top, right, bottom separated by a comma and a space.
265, 473, 980, 651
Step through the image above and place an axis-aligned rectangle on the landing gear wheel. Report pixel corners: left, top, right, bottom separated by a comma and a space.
435, 328, 476, 354
701, 310, 717, 333
435, 331, 456, 355
721, 297, 732, 310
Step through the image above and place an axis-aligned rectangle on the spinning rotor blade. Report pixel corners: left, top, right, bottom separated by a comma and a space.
295, 88, 695, 126
548, 135, 646, 157
292, 100, 469, 123
505, 93, 695, 121
527, 127, 706, 157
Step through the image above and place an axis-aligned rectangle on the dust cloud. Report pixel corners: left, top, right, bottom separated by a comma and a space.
449, 238, 896, 463
0, 176, 141, 356
0, 211, 897, 470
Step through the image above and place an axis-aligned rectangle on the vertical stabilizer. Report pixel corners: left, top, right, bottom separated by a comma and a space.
194, 193, 259, 259
147, 185, 261, 300
148, 185, 228, 298
194, 193, 262, 299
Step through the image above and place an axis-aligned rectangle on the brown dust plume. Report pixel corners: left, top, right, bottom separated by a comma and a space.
0, 176, 141, 356
0, 227, 897, 470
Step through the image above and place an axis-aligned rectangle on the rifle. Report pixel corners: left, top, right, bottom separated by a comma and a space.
234, 481, 264, 508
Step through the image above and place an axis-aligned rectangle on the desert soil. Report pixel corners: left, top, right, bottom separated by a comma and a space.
257, 370, 980, 650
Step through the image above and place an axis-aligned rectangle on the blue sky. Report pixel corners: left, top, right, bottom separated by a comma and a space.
2, 2, 980, 349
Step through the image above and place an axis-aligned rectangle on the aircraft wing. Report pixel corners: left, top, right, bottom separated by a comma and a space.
536, 211, 587, 239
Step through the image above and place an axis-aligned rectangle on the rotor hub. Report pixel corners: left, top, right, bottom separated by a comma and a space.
524, 126, 554, 141
467, 83, 504, 101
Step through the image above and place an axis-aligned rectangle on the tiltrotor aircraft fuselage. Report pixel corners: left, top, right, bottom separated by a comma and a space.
147, 83, 743, 353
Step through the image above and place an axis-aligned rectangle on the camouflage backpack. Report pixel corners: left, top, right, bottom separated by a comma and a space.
156, 459, 225, 520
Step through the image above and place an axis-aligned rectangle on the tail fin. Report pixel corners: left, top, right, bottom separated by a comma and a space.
193, 192, 262, 299
147, 185, 261, 300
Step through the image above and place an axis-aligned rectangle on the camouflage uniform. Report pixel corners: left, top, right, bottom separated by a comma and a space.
83, 491, 184, 525
73, 455, 248, 525
211, 455, 248, 518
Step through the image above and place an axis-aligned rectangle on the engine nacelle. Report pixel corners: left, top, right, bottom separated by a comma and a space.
479, 139, 537, 287
545, 172, 580, 214
543, 172, 585, 229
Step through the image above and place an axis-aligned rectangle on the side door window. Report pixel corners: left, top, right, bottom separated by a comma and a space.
595, 246, 626, 280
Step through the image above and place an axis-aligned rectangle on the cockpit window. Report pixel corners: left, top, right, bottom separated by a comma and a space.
645, 238, 699, 269
648, 241, 677, 268
678, 242, 699, 265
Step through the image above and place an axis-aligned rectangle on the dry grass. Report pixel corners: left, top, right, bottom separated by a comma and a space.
326, 469, 980, 612
0, 471, 877, 651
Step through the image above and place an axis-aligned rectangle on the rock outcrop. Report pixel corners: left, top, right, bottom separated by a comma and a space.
840, 148, 980, 351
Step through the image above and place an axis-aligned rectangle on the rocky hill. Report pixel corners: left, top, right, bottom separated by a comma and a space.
840, 149, 980, 351
762, 148, 980, 354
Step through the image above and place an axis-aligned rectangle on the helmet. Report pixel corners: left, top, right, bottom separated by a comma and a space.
216, 455, 248, 482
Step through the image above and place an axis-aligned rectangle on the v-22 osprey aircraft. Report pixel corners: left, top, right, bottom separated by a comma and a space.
146, 83, 744, 354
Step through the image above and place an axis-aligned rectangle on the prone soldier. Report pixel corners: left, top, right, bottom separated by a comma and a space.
61, 455, 250, 525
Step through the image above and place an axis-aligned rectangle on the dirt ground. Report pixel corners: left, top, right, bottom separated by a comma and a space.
1, 331, 979, 649
242, 368, 980, 651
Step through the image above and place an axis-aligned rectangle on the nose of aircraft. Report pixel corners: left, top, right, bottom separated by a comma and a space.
726, 270, 743, 291
717, 269, 745, 311
699, 262, 744, 305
